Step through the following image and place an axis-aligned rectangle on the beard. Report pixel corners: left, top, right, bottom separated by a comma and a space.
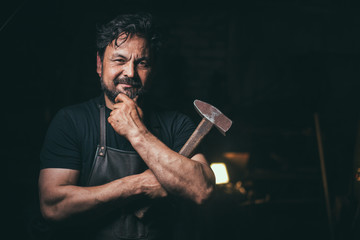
100, 76, 145, 103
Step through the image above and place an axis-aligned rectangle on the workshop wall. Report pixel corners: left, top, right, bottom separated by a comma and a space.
2, 0, 360, 239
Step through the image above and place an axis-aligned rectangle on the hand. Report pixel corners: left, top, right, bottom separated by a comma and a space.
134, 169, 167, 219
139, 169, 168, 199
108, 93, 145, 139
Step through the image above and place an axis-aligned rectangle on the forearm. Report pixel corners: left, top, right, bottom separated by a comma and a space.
39, 173, 142, 222
130, 130, 215, 204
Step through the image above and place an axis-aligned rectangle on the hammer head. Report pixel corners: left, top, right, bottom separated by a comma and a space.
194, 100, 232, 135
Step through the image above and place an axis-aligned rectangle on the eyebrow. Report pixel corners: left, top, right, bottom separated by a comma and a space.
111, 53, 150, 62
111, 53, 127, 59
135, 56, 150, 62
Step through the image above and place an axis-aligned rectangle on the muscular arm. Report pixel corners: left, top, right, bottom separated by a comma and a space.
108, 94, 215, 204
38, 168, 166, 222
132, 135, 214, 204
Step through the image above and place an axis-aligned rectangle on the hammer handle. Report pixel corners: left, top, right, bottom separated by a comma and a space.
179, 118, 214, 157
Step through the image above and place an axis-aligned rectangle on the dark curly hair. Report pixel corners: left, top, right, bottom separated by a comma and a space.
96, 13, 161, 61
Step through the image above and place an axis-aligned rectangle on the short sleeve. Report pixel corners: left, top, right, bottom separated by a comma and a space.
171, 113, 198, 154
40, 109, 81, 170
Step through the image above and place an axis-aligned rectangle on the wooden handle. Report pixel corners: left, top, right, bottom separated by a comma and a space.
178, 118, 214, 157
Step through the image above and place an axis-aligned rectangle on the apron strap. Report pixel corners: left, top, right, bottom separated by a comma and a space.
98, 104, 106, 156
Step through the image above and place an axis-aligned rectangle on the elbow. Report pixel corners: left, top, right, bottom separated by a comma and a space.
40, 203, 65, 222
193, 168, 216, 205
193, 184, 214, 205
40, 206, 57, 222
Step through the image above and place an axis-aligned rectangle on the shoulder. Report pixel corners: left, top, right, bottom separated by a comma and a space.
58, 97, 100, 120
44, 96, 101, 146
51, 97, 100, 129
141, 94, 195, 132
151, 110, 196, 132
148, 110, 197, 152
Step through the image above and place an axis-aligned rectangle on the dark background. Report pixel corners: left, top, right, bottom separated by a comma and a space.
2, 0, 360, 239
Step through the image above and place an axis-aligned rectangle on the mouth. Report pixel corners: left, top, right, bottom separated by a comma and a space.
114, 77, 142, 88
116, 83, 141, 90
119, 83, 133, 88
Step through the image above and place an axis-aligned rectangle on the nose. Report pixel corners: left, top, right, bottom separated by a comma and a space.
123, 61, 135, 78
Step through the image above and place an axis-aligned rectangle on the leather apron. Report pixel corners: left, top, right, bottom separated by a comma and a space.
86, 104, 159, 240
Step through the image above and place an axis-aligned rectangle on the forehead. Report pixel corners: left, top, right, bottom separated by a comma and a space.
107, 34, 150, 56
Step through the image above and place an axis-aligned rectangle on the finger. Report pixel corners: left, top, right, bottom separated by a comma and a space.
107, 116, 113, 124
112, 102, 135, 112
133, 95, 139, 103
112, 102, 123, 109
131, 96, 143, 117
130, 108, 143, 127
136, 105, 144, 119
115, 93, 132, 103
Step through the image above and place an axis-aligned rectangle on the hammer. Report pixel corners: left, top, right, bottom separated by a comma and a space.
135, 100, 232, 218
179, 99, 232, 157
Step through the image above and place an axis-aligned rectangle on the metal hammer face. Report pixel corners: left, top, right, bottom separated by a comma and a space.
178, 100, 232, 157
194, 100, 232, 135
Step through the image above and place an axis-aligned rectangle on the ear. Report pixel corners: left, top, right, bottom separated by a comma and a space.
96, 52, 102, 77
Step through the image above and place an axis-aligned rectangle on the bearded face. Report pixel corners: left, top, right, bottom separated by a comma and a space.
97, 34, 152, 104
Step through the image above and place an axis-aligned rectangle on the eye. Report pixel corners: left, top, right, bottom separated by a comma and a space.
115, 59, 126, 64
138, 60, 149, 68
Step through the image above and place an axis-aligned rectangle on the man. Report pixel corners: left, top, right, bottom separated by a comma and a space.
38, 13, 215, 240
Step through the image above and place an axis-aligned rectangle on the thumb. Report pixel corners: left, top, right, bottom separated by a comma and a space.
136, 104, 144, 120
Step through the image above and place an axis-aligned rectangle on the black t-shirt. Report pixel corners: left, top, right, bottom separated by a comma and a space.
40, 95, 197, 186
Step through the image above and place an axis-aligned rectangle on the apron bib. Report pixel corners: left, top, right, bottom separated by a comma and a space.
86, 104, 150, 240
